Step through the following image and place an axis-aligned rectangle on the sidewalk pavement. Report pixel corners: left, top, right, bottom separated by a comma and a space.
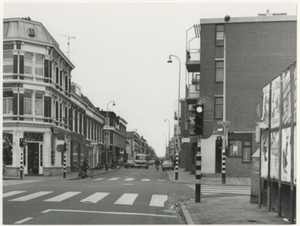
168, 168, 289, 224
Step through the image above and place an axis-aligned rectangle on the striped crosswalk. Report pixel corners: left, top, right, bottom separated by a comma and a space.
4, 190, 168, 207
92, 177, 166, 182
185, 184, 250, 195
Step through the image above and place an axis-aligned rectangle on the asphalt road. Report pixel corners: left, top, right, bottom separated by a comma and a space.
3, 165, 193, 224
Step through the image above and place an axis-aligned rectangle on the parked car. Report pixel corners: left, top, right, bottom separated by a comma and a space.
124, 160, 135, 168
161, 160, 174, 171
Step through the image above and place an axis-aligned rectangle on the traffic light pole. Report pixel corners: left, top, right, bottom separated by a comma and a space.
195, 135, 201, 202
20, 148, 23, 179
222, 127, 227, 184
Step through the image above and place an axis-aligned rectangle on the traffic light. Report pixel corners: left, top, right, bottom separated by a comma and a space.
19, 138, 24, 147
193, 104, 204, 135
227, 130, 235, 148
216, 136, 222, 149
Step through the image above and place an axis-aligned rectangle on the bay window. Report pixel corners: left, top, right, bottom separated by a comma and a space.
35, 54, 44, 76
35, 91, 43, 116
24, 90, 32, 115
3, 51, 13, 74
3, 91, 13, 114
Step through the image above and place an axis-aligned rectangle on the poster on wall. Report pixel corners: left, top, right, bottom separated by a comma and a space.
261, 84, 270, 128
292, 64, 297, 123
282, 69, 292, 127
281, 127, 291, 183
270, 131, 279, 180
271, 76, 281, 129
261, 133, 269, 178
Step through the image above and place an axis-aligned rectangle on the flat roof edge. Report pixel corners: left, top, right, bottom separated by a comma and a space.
200, 15, 296, 24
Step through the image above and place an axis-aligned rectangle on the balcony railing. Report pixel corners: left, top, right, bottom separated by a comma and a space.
186, 49, 200, 73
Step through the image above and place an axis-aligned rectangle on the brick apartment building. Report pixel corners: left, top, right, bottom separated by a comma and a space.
180, 14, 296, 177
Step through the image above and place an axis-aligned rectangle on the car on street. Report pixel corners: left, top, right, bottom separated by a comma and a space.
124, 160, 135, 168
161, 160, 174, 171
134, 154, 149, 169
149, 160, 154, 165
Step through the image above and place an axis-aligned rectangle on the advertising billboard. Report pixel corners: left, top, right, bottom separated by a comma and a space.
271, 76, 281, 129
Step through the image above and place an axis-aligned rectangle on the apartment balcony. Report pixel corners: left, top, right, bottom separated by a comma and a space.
185, 84, 200, 104
186, 49, 200, 73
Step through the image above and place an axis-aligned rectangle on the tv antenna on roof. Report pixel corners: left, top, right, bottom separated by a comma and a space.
60, 34, 76, 59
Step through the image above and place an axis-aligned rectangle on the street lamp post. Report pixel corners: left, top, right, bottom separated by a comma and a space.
168, 54, 181, 180
222, 15, 230, 184
164, 119, 170, 159
106, 101, 115, 170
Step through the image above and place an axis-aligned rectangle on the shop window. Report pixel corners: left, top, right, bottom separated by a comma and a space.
24, 90, 32, 115
3, 133, 13, 165
214, 97, 223, 119
216, 24, 224, 46
3, 91, 13, 114
215, 61, 224, 82
3, 51, 13, 73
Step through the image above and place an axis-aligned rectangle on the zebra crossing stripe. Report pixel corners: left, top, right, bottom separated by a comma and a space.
124, 178, 134, 181
94, 178, 104, 181
149, 195, 168, 207
114, 193, 138, 205
44, 192, 81, 202
141, 179, 150, 181
9, 191, 53, 201
109, 178, 119, 181
80, 192, 109, 203
3, 191, 26, 198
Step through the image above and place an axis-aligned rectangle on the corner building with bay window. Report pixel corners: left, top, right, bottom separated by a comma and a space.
3, 17, 105, 176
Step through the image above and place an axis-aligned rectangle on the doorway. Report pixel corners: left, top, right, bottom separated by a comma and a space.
27, 143, 39, 175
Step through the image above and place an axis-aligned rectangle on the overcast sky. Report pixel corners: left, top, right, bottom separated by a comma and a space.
3, 2, 297, 157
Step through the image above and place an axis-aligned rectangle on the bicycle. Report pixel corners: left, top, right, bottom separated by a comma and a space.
87, 165, 96, 178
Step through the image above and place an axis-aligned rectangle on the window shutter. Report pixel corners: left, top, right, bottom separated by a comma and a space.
49, 61, 52, 81
56, 67, 59, 84
56, 101, 59, 121
44, 59, 49, 81
69, 107, 73, 131
19, 93, 24, 120
13, 93, 18, 120
13, 55, 18, 74
19, 55, 24, 75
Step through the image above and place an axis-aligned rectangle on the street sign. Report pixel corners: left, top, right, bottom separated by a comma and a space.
217, 121, 231, 126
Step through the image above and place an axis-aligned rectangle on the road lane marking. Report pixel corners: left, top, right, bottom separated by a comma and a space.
41, 209, 177, 218
14, 217, 33, 224
3, 191, 26, 198
124, 178, 134, 181
141, 179, 150, 181
80, 192, 109, 203
44, 192, 81, 202
9, 191, 53, 201
114, 193, 138, 205
94, 178, 104, 181
149, 195, 168, 207
109, 178, 119, 181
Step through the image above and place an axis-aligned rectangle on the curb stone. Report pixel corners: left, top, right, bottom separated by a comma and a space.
179, 203, 194, 225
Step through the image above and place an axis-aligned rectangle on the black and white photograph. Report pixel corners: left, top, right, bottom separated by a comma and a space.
2, 1, 297, 225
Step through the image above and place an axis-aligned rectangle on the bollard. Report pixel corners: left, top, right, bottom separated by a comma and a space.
20, 150, 23, 179
63, 152, 66, 178
195, 137, 201, 202
175, 151, 178, 180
